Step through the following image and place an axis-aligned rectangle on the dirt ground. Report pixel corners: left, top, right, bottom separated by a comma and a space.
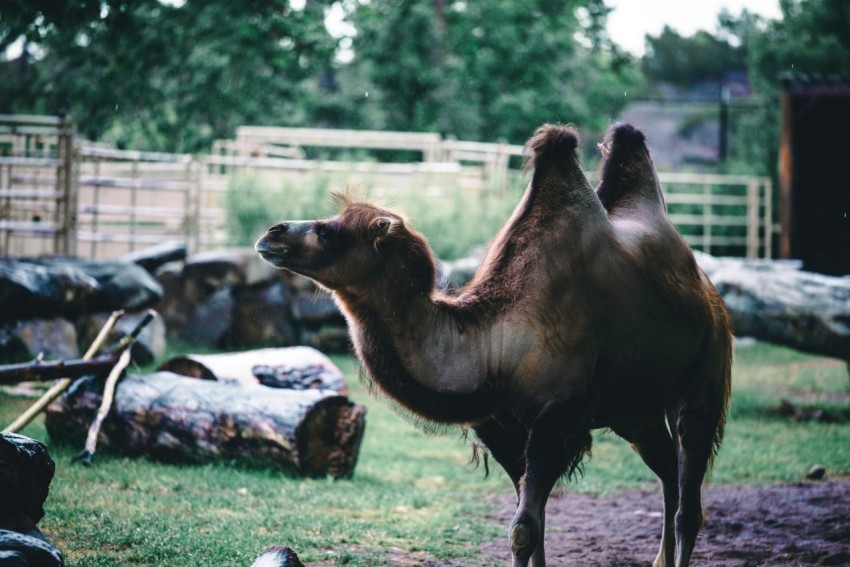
469, 479, 850, 566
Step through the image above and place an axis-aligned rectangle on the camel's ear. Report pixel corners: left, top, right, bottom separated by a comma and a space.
371, 216, 395, 242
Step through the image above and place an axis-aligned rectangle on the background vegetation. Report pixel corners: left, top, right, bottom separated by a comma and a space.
1, 341, 848, 565
2, 0, 848, 180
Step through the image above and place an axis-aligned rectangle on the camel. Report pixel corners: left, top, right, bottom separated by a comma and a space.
255, 123, 732, 567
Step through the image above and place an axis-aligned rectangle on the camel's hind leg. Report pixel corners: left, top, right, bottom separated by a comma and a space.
627, 420, 679, 567
510, 400, 591, 567
673, 404, 723, 567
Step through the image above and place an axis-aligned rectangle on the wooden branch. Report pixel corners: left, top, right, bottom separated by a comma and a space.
0, 355, 121, 385
3, 311, 124, 434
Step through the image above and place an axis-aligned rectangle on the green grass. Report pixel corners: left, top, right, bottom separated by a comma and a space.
2, 341, 849, 565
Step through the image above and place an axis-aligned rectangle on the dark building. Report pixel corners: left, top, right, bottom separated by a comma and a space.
779, 75, 850, 275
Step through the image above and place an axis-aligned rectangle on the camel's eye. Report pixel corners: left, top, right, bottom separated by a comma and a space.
316, 223, 335, 247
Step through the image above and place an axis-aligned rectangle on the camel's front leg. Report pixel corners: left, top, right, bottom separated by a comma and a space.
509, 401, 592, 567
474, 415, 545, 567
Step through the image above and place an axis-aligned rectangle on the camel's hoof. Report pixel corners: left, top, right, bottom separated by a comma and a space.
510, 522, 532, 554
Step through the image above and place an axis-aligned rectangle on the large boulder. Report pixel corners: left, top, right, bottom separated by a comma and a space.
0, 258, 162, 320
0, 433, 55, 530
0, 319, 79, 362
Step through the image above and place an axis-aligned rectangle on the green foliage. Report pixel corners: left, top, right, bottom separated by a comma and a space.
1, 342, 849, 564
0, 1, 338, 151
223, 171, 334, 247
329, 0, 643, 143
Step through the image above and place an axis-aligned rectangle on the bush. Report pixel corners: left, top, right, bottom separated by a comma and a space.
223, 170, 526, 261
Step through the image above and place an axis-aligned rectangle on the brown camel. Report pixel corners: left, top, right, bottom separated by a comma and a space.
255, 123, 732, 567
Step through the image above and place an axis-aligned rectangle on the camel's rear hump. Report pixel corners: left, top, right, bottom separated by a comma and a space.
596, 123, 666, 215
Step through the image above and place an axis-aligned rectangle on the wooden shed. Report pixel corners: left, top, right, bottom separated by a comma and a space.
779, 76, 850, 275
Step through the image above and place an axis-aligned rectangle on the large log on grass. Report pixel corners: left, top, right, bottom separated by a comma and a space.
694, 252, 850, 360
158, 346, 348, 394
45, 372, 366, 478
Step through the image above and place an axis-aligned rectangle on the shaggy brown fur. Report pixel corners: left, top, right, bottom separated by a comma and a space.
256, 123, 732, 567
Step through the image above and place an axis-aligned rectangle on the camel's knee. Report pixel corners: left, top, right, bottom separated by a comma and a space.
509, 513, 540, 563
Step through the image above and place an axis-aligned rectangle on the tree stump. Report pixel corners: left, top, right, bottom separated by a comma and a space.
45, 372, 366, 478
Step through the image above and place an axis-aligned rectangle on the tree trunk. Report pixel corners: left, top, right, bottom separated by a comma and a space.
45, 372, 366, 479
694, 252, 850, 360
157, 346, 348, 394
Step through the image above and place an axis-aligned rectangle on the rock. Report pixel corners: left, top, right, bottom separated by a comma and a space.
121, 240, 187, 274
807, 464, 827, 480
291, 295, 344, 330
0, 319, 79, 362
77, 310, 166, 365
251, 546, 305, 567
0, 258, 162, 320
230, 281, 297, 347
0, 433, 56, 528
302, 327, 351, 354
0, 259, 99, 319
0, 530, 64, 566
179, 288, 234, 347
182, 248, 279, 291
153, 261, 191, 338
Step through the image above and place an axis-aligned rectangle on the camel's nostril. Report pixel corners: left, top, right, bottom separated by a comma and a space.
268, 223, 288, 234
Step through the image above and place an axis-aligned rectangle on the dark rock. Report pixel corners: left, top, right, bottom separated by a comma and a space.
251, 546, 305, 567
77, 310, 166, 365
182, 248, 278, 292
179, 288, 234, 347
0, 433, 55, 527
292, 295, 343, 329
230, 281, 297, 347
121, 240, 187, 274
0, 259, 99, 319
153, 261, 191, 339
807, 464, 827, 480
302, 327, 351, 354
0, 530, 63, 566
0, 319, 79, 362
0, 258, 162, 320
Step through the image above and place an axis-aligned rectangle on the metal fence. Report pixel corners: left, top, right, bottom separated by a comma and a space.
0, 119, 776, 260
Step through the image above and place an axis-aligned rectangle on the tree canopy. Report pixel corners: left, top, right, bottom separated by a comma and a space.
0, 0, 641, 152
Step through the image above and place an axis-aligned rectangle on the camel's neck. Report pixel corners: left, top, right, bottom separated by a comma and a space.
334, 253, 499, 425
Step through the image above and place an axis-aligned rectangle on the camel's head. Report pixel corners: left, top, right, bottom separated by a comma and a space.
256, 194, 433, 291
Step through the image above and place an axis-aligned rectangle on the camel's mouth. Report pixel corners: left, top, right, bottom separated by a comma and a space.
255, 237, 291, 268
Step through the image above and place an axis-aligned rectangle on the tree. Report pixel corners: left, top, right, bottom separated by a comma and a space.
1, 1, 338, 152
345, 0, 642, 144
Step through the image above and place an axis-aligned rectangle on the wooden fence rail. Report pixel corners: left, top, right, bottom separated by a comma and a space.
0, 120, 776, 260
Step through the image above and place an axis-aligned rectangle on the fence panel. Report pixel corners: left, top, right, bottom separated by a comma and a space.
76, 147, 197, 258
0, 115, 76, 257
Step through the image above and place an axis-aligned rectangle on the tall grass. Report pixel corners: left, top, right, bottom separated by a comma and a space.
1, 341, 848, 565
223, 170, 525, 261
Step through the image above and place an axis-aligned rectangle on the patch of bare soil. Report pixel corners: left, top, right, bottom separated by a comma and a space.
474, 479, 850, 566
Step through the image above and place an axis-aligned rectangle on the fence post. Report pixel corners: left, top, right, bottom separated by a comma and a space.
702, 184, 712, 254
58, 114, 78, 256
763, 178, 773, 259
746, 180, 759, 259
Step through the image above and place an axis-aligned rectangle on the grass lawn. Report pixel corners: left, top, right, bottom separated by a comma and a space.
1, 341, 849, 566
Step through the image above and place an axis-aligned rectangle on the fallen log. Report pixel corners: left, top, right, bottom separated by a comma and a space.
45, 372, 366, 478
693, 252, 850, 361
158, 346, 348, 394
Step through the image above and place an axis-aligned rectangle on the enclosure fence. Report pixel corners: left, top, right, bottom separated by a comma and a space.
0, 118, 775, 260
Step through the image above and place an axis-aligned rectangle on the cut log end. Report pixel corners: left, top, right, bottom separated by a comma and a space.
297, 397, 367, 479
